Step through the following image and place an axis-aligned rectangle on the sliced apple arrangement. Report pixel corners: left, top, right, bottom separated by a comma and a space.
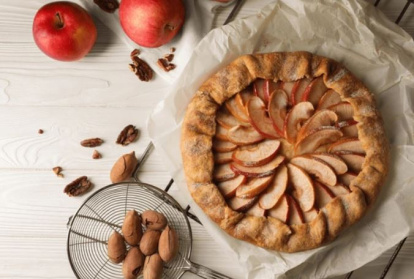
213, 77, 365, 225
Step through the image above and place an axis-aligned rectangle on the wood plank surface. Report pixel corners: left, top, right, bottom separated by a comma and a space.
0, 0, 412, 278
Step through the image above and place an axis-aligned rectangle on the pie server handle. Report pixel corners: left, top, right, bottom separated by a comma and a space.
185, 258, 233, 279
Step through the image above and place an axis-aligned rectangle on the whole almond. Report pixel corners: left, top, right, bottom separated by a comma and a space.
122, 210, 143, 246
140, 230, 161, 256
158, 225, 179, 262
110, 151, 138, 183
141, 210, 167, 230
107, 231, 126, 263
143, 253, 163, 279
123, 247, 145, 279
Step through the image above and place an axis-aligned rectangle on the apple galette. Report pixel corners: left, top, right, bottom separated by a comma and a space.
180, 52, 389, 252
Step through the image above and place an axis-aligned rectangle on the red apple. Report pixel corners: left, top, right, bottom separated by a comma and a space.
32, 2, 97, 61
119, 0, 185, 48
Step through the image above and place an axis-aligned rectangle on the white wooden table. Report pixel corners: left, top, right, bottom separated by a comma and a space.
0, 0, 413, 278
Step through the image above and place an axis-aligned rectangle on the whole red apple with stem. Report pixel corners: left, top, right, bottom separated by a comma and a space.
119, 0, 185, 48
33, 1, 97, 61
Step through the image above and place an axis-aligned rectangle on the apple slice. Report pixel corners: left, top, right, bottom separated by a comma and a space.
225, 95, 250, 123
268, 195, 289, 223
213, 138, 237, 153
217, 175, 246, 198
259, 165, 288, 209
314, 181, 335, 209
287, 163, 315, 212
247, 96, 280, 139
216, 107, 244, 129
228, 196, 258, 212
340, 122, 359, 138
253, 78, 267, 103
232, 140, 280, 167
265, 79, 281, 101
338, 172, 357, 187
328, 102, 354, 122
303, 208, 319, 223
318, 89, 342, 109
287, 195, 305, 225
268, 89, 289, 137
246, 201, 266, 217
293, 78, 313, 105
337, 152, 365, 172
215, 125, 229, 141
324, 182, 351, 197
231, 155, 284, 178
310, 153, 348, 175
284, 102, 314, 143
280, 81, 299, 105
290, 155, 337, 186
302, 77, 328, 107
295, 127, 343, 155
329, 138, 365, 154
235, 89, 252, 112
236, 175, 274, 198
227, 125, 263, 146
213, 163, 236, 182
214, 151, 233, 164
297, 109, 338, 143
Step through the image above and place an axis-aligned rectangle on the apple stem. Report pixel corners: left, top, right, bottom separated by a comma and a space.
55, 12, 64, 29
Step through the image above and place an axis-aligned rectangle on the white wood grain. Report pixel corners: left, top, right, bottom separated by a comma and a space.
0, 0, 413, 278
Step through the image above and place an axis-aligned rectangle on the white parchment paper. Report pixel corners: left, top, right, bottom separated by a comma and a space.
81, 0, 239, 83
147, 0, 414, 278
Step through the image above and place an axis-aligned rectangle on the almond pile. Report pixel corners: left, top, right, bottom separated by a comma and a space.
213, 76, 365, 224
107, 210, 179, 279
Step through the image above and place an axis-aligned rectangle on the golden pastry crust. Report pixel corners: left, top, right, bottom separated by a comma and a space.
180, 51, 389, 252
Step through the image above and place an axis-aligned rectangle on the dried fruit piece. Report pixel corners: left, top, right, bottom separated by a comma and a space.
131, 56, 153, 81
64, 176, 92, 197
107, 231, 126, 263
92, 150, 102, 159
122, 210, 143, 246
159, 225, 179, 262
110, 151, 138, 183
93, 0, 119, 13
141, 210, 167, 230
143, 253, 163, 279
80, 138, 103, 147
140, 230, 161, 256
53, 166, 64, 178
116, 125, 139, 146
123, 247, 145, 279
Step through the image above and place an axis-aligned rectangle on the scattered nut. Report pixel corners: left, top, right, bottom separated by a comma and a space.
130, 55, 153, 82
123, 247, 145, 279
141, 210, 167, 231
122, 210, 143, 246
157, 58, 176, 72
158, 225, 179, 262
93, 0, 119, 13
170, 47, 176, 53
116, 125, 139, 146
38, 129, 44, 134
130, 49, 140, 57
164, 53, 174, 62
108, 231, 126, 264
140, 230, 161, 256
80, 138, 104, 148
143, 253, 163, 279
110, 151, 138, 183
52, 166, 64, 178
64, 176, 92, 197
92, 150, 102, 159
